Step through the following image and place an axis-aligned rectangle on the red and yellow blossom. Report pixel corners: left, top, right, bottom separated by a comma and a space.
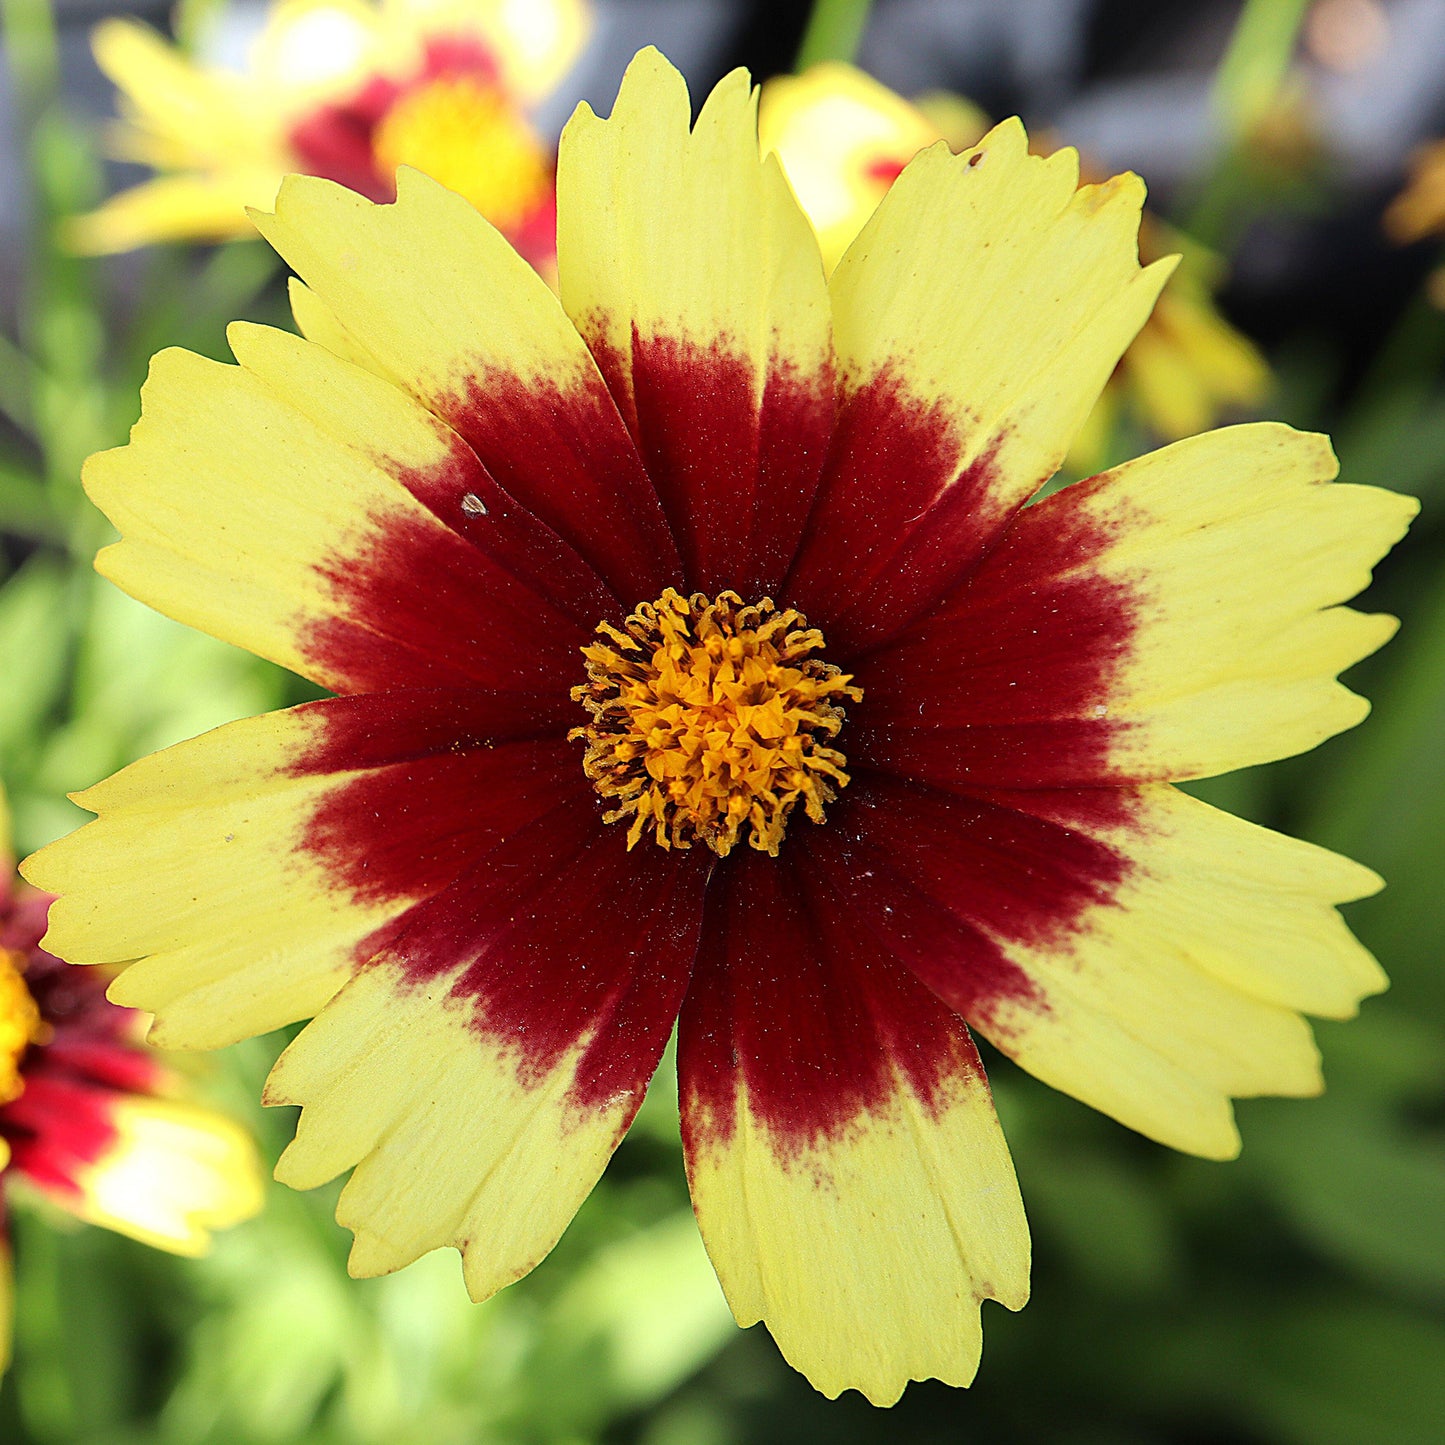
68, 0, 588, 269
26, 50, 1414, 1404
0, 794, 262, 1370
760, 62, 1271, 461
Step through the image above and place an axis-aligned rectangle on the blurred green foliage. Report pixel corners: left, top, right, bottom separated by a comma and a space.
2, 0, 1444, 1440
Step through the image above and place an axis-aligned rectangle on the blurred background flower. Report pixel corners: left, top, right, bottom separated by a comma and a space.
67, 0, 590, 270
1, 0, 1444, 1441
0, 788, 261, 1373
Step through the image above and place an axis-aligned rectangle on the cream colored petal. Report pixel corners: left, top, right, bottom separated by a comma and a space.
254, 168, 593, 406
84, 324, 603, 694
266, 964, 646, 1299
829, 119, 1172, 520
679, 854, 1028, 1404
559, 49, 827, 403
965, 786, 1388, 1159
287, 277, 399, 382
556, 49, 833, 593
63, 173, 276, 254
684, 1063, 1027, 1404
265, 831, 704, 1301
252, 170, 676, 596
64, 1096, 263, 1254
1077, 424, 1414, 779
25, 708, 407, 1047
92, 18, 284, 172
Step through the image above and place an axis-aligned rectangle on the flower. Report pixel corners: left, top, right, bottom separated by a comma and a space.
0, 790, 262, 1371
67, 0, 589, 270
26, 49, 1415, 1404
760, 62, 1272, 463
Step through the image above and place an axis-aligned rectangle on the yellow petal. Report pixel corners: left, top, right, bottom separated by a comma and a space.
760, 62, 945, 274
83, 323, 607, 694
830, 118, 1171, 521
1383, 138, 1445, 243
438, 0, 591, 102
560, 49, 826, 369
25, 708, 403, 1046
265, 964, 638, 1298
252, 171, 677, 596
679, 853, 1028, 1404
856, 423, 1414, 791
25, 696, 581, 1047
63, 173, 274, 255
686, 1068, 1027, 1404
255, 168, 581, 406
91, 18, 277, 169
1074, 424, 1414, 779
63, 1095, 264, 1254
251, 0, 382, 96
287, 277, 399, 381
1122, 287, 1270, 441
784, 117, 1174, 650
966, 785, 1387, 1159
556, 48, 832, 594
265, 830, 705, 1299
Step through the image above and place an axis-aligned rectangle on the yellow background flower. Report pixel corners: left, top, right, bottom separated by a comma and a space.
0, 789, 262, 1372
68, 0, 589, 262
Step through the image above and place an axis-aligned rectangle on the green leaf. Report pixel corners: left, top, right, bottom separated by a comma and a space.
1240, 1093, 1445, 1301
0, 557, 70, 759
1017, 1149, 1179, 1298
521, 1210, 735, 1431
1234, 1300, 1445, 1445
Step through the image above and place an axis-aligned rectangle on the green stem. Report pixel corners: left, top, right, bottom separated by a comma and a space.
0, 329, 38, 432
0, 0, 60, 113
795, 0, 874, 69
1210, 0, 1312, 143
10, 1212, 78, 1441
1181, 0, 1313, 245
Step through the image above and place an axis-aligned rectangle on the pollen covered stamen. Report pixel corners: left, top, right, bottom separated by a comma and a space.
571, 590, 862, 858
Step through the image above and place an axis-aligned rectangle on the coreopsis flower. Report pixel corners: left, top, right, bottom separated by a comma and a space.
760, 62, 1271, 463
68, 0, 588, 270
0, 792, 262, 1371
26, 49, 1414, 1404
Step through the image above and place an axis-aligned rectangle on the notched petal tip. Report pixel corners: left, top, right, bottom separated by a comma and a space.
250, 172, 372, 251
972, 113, 1028, 156
392, 163, 465, 206
1141, 249, 1181, 290
345, 1229, 412, 1282
1204, 1120, 1245, 1162
575, 44, 691, 129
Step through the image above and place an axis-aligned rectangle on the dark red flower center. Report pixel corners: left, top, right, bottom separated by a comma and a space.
570, 590, 862, 858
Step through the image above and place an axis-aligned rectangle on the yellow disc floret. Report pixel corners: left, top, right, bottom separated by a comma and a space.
0, 949, 46, 1105
371, 75, 551, 230
572, 590, 862, 858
